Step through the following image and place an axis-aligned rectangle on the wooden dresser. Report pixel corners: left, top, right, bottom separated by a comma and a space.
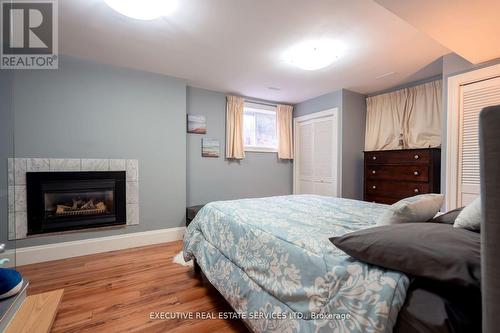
364, 148, 441, 204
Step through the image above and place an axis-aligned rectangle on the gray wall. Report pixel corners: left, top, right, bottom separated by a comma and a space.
4, 55, 187, 248
293, 89, 366, 200
186, 87, 292, 206
293, 90, 342, 118
341, 90, 366, 200
0, 73, 14, 249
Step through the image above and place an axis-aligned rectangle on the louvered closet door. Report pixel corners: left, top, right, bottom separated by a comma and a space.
297, 121, 315, 193
294, 111, 338, 196
459, 76, 500, 205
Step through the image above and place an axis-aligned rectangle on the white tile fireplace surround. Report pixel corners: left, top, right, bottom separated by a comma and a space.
7, 158, 139, 240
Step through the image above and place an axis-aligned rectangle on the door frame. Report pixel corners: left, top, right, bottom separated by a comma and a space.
446, 63, 500, 210
293, 108, 341, 196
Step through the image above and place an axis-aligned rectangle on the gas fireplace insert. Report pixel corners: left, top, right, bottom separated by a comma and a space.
26, 171, 126, 235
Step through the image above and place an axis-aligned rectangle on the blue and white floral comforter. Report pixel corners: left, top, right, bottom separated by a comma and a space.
183, 195, 409, 333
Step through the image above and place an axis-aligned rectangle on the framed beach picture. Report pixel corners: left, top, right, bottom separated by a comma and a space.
202, 139, 220, 158
187, 114, 206, 134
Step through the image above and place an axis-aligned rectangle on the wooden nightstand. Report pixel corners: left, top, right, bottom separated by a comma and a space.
186, 205, 204, 227
186, 205, 205, 273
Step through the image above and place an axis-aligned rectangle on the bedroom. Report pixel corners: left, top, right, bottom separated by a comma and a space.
0, 0, 499, 332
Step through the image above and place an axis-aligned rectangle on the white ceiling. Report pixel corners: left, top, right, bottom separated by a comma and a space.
375, 0, 500, 65
59, 0, 449, 104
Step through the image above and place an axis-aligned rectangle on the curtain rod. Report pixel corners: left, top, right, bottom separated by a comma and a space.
243, 98, 278, 107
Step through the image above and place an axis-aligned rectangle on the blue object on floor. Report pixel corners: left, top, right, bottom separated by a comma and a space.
0, 269, 23, 300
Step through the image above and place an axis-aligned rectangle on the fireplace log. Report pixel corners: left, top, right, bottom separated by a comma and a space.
81, 200, 94, 210
56, 205, 73, 214
72, 199, 83, 209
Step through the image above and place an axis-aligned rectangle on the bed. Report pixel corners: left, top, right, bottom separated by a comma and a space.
183, 195, 409, 333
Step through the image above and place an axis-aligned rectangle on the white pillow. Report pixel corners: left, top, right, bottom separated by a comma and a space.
454, 197, 481, 231
377, 194, 445, 225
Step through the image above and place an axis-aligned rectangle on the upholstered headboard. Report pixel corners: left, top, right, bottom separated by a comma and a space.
480, 105, 500, 333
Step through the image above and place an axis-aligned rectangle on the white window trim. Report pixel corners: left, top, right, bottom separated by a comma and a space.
243, 102, 278, 153
244, 146, 278, 153
244, 107, 276, 115
445, 63, 500, 210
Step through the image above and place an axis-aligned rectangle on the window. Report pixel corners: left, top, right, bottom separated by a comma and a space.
243, 102, 277, 152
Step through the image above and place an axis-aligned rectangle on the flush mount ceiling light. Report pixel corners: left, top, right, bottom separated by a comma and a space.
105, 0, 178, 20
284, 40, 344, 71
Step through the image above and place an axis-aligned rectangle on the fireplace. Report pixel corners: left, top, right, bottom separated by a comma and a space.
26, 171, 126, 235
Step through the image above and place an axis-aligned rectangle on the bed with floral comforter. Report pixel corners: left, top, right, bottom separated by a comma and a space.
183, 195, 409, 333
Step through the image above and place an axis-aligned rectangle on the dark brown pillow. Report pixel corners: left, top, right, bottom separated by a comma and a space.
429, 207, 463, 224
330, 223, 480, 288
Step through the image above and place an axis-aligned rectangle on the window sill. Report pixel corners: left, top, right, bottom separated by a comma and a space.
244, 147, 277, 153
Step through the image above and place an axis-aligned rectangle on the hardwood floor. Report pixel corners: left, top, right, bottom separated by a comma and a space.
18, 241, 249, 333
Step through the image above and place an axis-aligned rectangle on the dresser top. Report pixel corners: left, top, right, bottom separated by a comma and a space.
364, 147, 441, 153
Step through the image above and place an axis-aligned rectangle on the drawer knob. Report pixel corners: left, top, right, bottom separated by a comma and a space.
372, 170, 376, 174
372, 156, 377, 160
414, 188, 419, 193
414, 154, 420, 160
372, 185, 377, 189
414, 171, 419, 176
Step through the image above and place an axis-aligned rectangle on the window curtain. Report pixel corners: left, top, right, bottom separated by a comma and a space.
404, 80, 443, 148
276, 104, 294, 159
365, 80, 442, 151
365, 89, 407, 151
225, 95, 245, 159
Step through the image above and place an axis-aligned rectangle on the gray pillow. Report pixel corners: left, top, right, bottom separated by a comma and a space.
377, 194, 444, 225
429, 207, 463, 224
454, 197, 481, 231
330, 223, 481, 288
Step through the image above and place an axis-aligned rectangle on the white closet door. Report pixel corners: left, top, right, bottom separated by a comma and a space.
459, 76, 500, 205
297, 122, 315, 193
294, 109, 339, 197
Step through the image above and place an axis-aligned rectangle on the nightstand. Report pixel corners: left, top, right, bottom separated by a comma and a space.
186, 204, 205, 273
186, 204, 205, 227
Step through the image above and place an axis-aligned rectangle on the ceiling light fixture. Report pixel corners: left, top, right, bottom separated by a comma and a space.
284, 39, 344, 71
105, 0, 178, 20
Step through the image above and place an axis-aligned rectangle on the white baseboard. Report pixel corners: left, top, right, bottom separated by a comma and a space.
10, 227, 185, 266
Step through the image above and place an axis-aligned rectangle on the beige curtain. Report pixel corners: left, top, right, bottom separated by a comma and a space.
276, 104, 294, 159
365, 80, 442, 151
226, 96, 245, 159
404, 80, 442, 148
365, 89, 407, 151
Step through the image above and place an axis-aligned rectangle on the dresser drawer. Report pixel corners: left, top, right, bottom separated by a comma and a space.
366, 165, 429, 182
366, 181, 430, 198
364, 195, 398, 205
365, 150, 430, 164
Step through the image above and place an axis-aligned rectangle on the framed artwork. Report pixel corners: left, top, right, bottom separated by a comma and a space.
187, 114, 206, 134
202, 139, 220, 158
